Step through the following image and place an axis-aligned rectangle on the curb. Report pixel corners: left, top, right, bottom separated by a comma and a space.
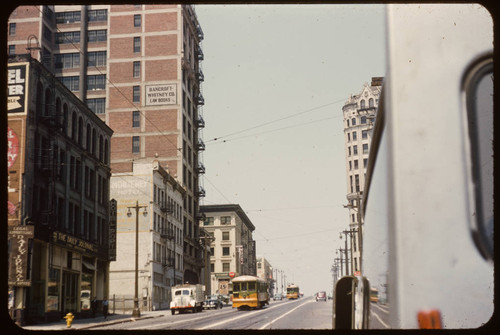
79, 314, 165, 329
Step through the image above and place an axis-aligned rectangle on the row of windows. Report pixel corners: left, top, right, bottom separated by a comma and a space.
153, 213, 183, 246
57, 75, 106, 92
203, 216, 232, 226
54, 51, 107, 69
347, 143, 369, 156
153, 184, 183, 221
36, 83, 110, 163
210, 262, 231, 273
346, 115, 371, 127
348, 158, 369, 171
153, 242, 182, 270
209, 246, 232, 257
55, 29, 106, 44
347, 129, 369, 142
55, 9, 107, 24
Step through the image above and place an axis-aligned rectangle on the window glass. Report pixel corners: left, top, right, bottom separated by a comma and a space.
466, 59, 493, 259
248, 282, 256, 291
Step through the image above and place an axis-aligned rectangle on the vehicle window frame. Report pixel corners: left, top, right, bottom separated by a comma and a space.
461, 54, 494, 261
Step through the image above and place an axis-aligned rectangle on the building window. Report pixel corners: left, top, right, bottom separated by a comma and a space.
132, 136, 140, 154
134, 14, 141, 27
363, 143, 369, 154
353, 145, 358, 156
8, 45, 15, 55
222, 231, 230, 240
9, 23, 16, 36
134, 37, 141, 53
369, 98, 374, 107
362, 130, 368, 139
203, 217, 214, 226
133, 86, 140, 102
222, 263, 230, 272
354, 160, 359, 170
220, 216, 231, 225
88, 51, 107, 67
88, 30, 107, 43
133, 61, 140, 78
88, 9, 107, 22
222, 247, 230, 256
59, 76, 80, 92
210, 263, 214, 272
348, 147, 351, 156
360, 99, 365, 109
86, 98, 105, 114
351, 117, 357, 126
56, 11, 81, 24
56, 31, 80, 44
55, 53, 80, 69
132, 111, 140, 128
87, 75, 106, 90
352, 131, 357, 141
361, 116, 367, 124
347, 119, 350, 127
347, 133, 350, 142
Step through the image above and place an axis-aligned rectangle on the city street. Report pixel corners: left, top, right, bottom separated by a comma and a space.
99, 297, 332, 330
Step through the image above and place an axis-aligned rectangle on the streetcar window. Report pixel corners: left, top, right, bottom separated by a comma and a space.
248, 282, 256, 291
241, 282, 247, 291
465, 57, 494, 260
233, 283, 240, 292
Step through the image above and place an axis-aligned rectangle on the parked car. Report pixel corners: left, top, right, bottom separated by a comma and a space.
273, 293, 283, 301
316, 291, 327, 302
204, 295, 223, 309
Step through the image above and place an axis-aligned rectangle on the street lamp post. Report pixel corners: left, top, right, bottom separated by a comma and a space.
127, 201, 148, 318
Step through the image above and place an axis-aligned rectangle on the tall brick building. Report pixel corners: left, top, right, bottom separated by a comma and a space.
8, 4, 206, 314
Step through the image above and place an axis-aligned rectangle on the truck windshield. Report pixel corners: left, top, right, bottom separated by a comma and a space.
174, 289, 191, 296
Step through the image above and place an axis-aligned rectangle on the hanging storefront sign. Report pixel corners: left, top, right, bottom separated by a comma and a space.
8, 225, 34, 287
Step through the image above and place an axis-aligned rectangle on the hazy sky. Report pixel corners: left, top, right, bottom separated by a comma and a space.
195, 4, 386, 295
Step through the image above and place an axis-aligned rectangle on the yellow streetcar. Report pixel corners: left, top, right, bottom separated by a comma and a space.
286, 284, 300, 299
232, 275, 269, 310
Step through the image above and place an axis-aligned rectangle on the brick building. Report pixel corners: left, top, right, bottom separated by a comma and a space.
7, 54, 113, 325
8, 4, 206, 313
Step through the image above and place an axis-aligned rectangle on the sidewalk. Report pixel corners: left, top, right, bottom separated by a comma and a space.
20, 310, 166, 331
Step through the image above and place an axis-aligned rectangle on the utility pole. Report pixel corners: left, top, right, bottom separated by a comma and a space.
127, 201, 148, 318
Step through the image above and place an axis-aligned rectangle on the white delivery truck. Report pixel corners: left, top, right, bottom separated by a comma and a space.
170, 284, 205, 315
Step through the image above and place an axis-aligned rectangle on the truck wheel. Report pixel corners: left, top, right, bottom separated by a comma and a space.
171, 309, 175, 315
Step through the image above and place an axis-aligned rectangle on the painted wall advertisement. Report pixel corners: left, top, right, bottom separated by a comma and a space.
8, 63, 28, 114
8, 121, 24, 225
145, 83, 177, 106
8, 225, 34, 287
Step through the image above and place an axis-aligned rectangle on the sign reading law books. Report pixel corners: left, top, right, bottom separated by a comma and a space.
145, 83, 177, 106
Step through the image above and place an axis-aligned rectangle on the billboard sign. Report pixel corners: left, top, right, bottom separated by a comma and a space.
8, 63, 28, 114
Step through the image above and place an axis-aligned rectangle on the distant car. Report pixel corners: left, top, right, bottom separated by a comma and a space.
273, 293, 283, 301
204, 295, 223, 309
316, 291, 327, 302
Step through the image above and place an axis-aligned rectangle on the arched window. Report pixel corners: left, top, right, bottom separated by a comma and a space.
92, 128, 97, 155
36, 82, 43, 117
86, 124, 92, 150
369, 98, 374, 107
71, 111, 77, 140
360, 99, 365, 109
78, 117, 83, 146
351, 117, 357, 126
63, 104, 68, 136
104, 139, 109, 165
44, 88, 52, 116
99, 135, 103, 162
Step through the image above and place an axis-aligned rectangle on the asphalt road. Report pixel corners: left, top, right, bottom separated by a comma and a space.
98, 296, 333, 330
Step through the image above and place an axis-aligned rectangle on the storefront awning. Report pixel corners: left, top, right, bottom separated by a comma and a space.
82, 260, 96, 271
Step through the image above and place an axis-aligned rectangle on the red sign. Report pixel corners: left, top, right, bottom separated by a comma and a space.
229, 272, 235, 278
